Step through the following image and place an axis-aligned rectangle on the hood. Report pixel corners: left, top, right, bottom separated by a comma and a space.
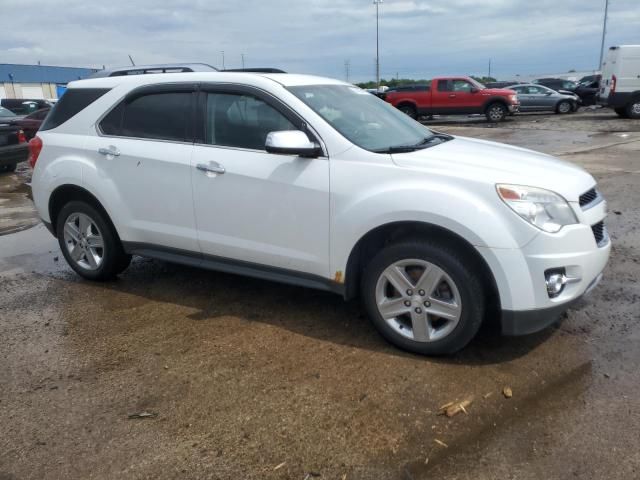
391, 136, 595, 202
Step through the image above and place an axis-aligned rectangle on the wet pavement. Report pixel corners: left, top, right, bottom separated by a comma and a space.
1, 110, 639, 479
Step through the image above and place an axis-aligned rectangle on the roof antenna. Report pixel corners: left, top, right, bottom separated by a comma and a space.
128, 55, 136, 66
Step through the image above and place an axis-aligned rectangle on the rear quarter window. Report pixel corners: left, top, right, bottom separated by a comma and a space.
40, 88, 110, 131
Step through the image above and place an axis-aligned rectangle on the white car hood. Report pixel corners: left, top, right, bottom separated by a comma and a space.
391, 136, 595, 202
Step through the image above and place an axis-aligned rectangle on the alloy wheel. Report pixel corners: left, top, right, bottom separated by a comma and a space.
375, 259, 462, 343
489, 106, 504, 121
63, 212, 105, 270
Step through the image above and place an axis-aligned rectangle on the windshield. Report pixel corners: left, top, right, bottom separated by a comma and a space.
0, 107, 16, 118
288, 85, 437, 152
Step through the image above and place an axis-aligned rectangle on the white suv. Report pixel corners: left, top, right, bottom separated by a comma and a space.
29, 71, 610, 355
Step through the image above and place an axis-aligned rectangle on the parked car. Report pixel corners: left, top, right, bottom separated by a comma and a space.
30, 72, 610, 355
10, 108, 50, 140
383, 76, 519, 121
0, 106, 18, 123
599, 45, 640, 118
1, 98, 53, 116
485, 81, 525, 89
534, 78, 578, 92
533, 78, 597, 105
0, 123, 28, 172
507, 84, 578, 113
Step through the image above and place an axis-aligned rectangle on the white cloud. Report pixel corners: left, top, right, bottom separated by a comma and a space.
0, 0, 637, 81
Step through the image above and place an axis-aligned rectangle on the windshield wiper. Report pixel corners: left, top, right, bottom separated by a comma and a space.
373, 134, 453, 154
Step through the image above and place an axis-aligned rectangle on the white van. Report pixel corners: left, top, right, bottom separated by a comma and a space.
599, 45, 640, 118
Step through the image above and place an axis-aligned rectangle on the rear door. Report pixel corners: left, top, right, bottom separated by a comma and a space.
84, 84, 199, 252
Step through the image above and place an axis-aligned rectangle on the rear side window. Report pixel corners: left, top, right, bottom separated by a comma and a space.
40, 88, 109, 131
100, 92, 192, 142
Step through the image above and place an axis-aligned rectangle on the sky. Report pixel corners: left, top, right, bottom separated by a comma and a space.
1, 0, 638, 82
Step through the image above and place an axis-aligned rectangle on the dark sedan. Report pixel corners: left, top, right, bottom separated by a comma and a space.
10, 108, 49, 140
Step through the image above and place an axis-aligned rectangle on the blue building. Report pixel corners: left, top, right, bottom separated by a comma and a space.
0, 64, 99, 100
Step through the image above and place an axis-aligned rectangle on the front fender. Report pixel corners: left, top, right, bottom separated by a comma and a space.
330, 176, 538, 277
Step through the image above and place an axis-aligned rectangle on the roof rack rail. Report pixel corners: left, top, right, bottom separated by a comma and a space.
88, 63, 218, 78
223, 68, 286, 73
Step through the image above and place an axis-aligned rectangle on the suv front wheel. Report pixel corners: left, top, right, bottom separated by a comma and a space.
361, 240, 485, 355
56, 201, 131, 281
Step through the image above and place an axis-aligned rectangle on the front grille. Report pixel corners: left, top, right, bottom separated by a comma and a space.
579, 188, 599, 208
591, 221, 607, 246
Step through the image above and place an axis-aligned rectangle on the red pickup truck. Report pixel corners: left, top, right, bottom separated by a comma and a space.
382, 76, 519, 122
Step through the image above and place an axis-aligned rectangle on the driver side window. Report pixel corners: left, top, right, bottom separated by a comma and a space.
204, 93, 295, 150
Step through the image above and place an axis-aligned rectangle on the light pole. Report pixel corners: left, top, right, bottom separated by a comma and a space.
241, 53, 245, 69
598, 0, 610, 70
374, 0, 382, 90
221, 51, 226, 70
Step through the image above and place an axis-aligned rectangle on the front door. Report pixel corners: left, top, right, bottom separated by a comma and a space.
191, 87, 330, 278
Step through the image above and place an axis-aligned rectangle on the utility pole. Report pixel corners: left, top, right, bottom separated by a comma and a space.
488, 58, 492, 79
374, 0, 383, 90
344, 60, 351, 82
221, 51, 226, 70
598, 0, 610, 70
241, 54, 245, 69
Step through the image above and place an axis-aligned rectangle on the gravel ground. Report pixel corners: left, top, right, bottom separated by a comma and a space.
0, 109, 638, 480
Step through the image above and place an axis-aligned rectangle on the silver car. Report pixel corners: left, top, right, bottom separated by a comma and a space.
507, 84, 579, 114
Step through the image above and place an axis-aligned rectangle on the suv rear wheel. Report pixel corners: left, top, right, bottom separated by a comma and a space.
56, 201, 131, 280
361, 240, 485, 355
485, 103, 507, 122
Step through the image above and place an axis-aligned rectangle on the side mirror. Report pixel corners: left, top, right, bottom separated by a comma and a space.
265, 130, 321, 158
470, 87, 479, 93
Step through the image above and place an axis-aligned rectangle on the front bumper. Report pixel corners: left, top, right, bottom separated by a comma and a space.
501, 271, 603, 335
477, 197, 611, 335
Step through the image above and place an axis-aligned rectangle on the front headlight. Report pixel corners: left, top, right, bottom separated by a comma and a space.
496, 184, 578, 233
509, 94, 518, 103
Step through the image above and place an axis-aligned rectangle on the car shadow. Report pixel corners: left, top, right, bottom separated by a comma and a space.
56, 256, 557, 366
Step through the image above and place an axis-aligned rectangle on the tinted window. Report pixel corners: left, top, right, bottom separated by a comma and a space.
452, 80, 473, 92
100, 103, 124, 135
511, 86, 525, 94
204, 92, 295, 150
437, 80, 451, 92
40, 88, 109, 131
119, 92, 191, 142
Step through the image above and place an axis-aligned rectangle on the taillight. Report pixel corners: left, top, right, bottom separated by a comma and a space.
17, 130, 26, 144
28, 136, 43, 169
611, 75, 617, 93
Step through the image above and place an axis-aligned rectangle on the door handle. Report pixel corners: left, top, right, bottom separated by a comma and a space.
196, 162, 225, 175
98, 146, 120, 157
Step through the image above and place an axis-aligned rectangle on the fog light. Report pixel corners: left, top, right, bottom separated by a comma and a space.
545, 269, 567, 298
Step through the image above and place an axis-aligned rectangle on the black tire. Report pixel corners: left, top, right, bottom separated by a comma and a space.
398, 104, 418, 120
615, 107, 629, 118
626, 99, 640, 119
56, 201, 131, 281
361, 239, 485, 355
0, 163, 17, 173
485, 103, 507, 122
556, 101, 572, 114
